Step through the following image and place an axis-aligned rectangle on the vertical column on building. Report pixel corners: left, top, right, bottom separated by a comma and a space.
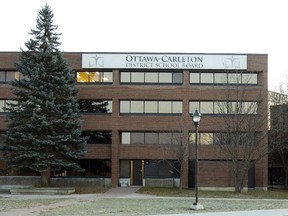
111, 69, 120, 187
255, 56, 268, 190
181, 129, 189, 188
255, 78, 268, 190
111, 130, 120, 187
255, 132, 268, 190
181, 70, 191, 188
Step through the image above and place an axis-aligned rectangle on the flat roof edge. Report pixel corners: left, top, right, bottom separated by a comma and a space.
0, 51, 268, 56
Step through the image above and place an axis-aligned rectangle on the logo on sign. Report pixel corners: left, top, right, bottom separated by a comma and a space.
222, 56, 243, 69
88, 55, 104, 67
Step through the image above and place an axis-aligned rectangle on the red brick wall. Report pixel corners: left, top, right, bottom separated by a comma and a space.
199, 161, 234, 187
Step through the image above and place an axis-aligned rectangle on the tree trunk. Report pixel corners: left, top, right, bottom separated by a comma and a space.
284, 166, 288, 189
179, 166, 184, 191
233, 160, 250, 193
234, 168, 243, 193
233, 161, 241, 193
179, 181, 183, 191
234, 179, 242, 193
40, 166, 51, 187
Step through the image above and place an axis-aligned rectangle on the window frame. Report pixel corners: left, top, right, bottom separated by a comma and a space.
76, 71, 113, 84
121, 132, 181, 145
77, 99, 113, 114
190, 71, 258, 86
120, 71, 183, 85
189, 100, 258, 115
120, 100, 183, 115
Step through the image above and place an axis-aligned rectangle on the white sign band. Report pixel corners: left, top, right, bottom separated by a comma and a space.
82, 53, 247, 70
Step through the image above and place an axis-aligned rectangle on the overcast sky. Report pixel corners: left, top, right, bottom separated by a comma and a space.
1, 0, 287, 91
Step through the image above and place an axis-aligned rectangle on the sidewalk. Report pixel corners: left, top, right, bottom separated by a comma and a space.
151, 208, 288, 216
102, 185, 142, 197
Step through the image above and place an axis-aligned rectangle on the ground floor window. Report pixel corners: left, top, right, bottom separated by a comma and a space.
269, 166, 286, 186
68, 159, 112, 177
120, 160, 130, 178
144, 160, 180, 178
82, 131, 112, 144
120, 160, 180, 179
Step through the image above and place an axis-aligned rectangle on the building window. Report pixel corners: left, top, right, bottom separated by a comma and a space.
120, 100, 182, 114
144, 160, 180, 178
121, 132, 131, 145
0, 100, 5, 112
0, 131, 5, 145
77, 99, 112, 113
76, 71, 113, 83
145, 72, 158, 83
228, 73, 241, 84
189, 132, 255, 145
0, 72, 4, 82
131, 72, 144, 82
190, 73, 200, 83
172, 73, 182, 83
145, 133, 158, 145
120, 71, 182, 84
190, 71, 258, 85
120, 160, 130, 178
189, 101, 258, 115
121, 72, 130, 82
131, 132, 145, 144
200, 101, 214, 114
0, 71, 21, 82
0, 100, 17, 112
242, 73, 258, 84
214, 73, 228, 84
119, 101, 130, 114
144, 101, 158, 113
121, 132, 180, 145
159, 72, 172, 83
76, 159, 111, 177
241, 102, 258, 114
189, 133, 213, 145
81, 131, 112, 144
159, 101, 171, 113
201, 73, 213, 83
159, 133, 172, 145
130, 101, 144, 113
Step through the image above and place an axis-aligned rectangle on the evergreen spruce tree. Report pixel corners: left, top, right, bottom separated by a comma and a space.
2, 4, 86, 186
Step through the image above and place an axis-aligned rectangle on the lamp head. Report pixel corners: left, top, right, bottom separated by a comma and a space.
192, 109, 201, 125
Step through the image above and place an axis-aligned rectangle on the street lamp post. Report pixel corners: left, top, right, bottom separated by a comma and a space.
191, 109, 204, 210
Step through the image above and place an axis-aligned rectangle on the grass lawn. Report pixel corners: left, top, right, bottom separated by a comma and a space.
40, 198, 288, 216
0, 187, 287, 215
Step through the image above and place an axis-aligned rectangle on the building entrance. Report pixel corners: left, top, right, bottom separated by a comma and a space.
132, 160, 143, 185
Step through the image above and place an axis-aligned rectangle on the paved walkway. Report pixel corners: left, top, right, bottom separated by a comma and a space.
102, 185, 142, 197
150, 208, 288, 216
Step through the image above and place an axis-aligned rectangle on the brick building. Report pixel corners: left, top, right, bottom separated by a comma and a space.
0, 52, 268, 190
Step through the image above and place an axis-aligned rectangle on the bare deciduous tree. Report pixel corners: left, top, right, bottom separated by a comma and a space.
215, 75, 268, 193
160, 131, 189, 191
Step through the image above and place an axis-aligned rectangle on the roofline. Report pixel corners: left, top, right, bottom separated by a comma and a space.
0, 51, 268, 56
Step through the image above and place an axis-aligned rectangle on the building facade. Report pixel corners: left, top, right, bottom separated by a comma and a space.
0, 52, 268, 190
